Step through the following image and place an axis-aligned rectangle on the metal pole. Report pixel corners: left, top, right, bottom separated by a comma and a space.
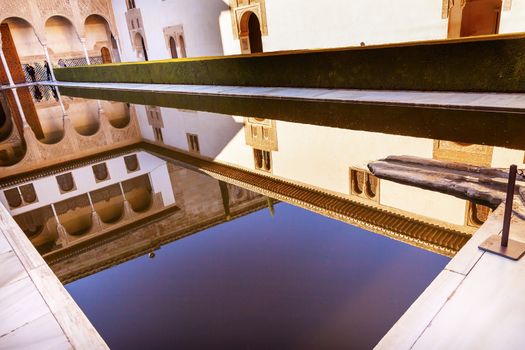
80, 38, 91, 65
501, 164, 517, 247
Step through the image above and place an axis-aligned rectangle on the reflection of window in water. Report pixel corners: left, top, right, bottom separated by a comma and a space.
187, 133, 200, 153
92, 163, 109, 182
350, 169, 379, 201
153, 127, 164, 143
124, 154, 139, 172
254, 149, 271, 171
467, 201, 491, 227
56, 173, 76, 193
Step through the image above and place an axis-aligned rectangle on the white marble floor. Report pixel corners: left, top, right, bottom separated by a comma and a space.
0, 204, 107, 350
376, 205, 525, 349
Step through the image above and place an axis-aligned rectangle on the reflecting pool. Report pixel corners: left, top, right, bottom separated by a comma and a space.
66, 201, 448, 349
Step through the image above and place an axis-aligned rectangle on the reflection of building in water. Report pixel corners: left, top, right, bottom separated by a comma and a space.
134, 107, 525, 242
0, 150, 268, 282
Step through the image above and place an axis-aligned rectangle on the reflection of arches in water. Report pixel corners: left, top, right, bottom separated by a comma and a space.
122, 175, 153, 212
68, 98, 100, 136
365, 173, 378, 199
102, 101, 130, 128
91, 184, 125, 224
352, 170, 364, 195
55, 194, 93, 236
14, 206, 58, 249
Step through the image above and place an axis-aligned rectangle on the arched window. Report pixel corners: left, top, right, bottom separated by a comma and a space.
20, 184, 37, 203
4, 188, 22, 208
124, 154, 139, 172
365, 173, 378, 199
92, 163, 109, 181
56, 173, 75, 193
169, 36, 178, 58
254, 149, 263, 169
101, 47, 112, 63
351, 170, 364, 195
178, 35, 187, 58
468, 202, 491, 227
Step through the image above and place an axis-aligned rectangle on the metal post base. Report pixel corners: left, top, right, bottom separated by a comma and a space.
479, 235, 525, 261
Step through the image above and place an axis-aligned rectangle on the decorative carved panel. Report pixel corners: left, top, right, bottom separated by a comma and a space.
433, 140, 493, 166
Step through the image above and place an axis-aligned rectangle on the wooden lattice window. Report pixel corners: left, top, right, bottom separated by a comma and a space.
92, 163, 109, 182
124, 154, 139, 172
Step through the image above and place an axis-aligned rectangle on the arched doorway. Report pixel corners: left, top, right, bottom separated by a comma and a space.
101, 47, 112, 63
248, 13, 263, 53
461, 0, 502, 36
134, 32, 148, 61
240, 12, 263, 54
169, 36, 177, 58
448, 0, 502, 38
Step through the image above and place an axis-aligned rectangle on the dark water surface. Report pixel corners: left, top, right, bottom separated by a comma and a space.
66, 203, 448, 350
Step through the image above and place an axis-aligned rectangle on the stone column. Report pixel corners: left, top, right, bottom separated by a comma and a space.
51, 203, 69, 245
42, 44, 68, 118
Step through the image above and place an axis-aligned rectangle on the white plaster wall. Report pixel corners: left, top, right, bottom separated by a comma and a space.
111, 0, 226, 61
380, 181, 467, 225
491, 147, 525, 168
134, 105, 154, 140
149, 163, 175, 205
219, 0, 448, 55
500, 0, 525, 33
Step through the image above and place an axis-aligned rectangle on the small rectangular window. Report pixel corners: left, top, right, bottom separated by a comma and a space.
187, 133, 200, 153
153, 127, 164, 143
253, 149, 271, 171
